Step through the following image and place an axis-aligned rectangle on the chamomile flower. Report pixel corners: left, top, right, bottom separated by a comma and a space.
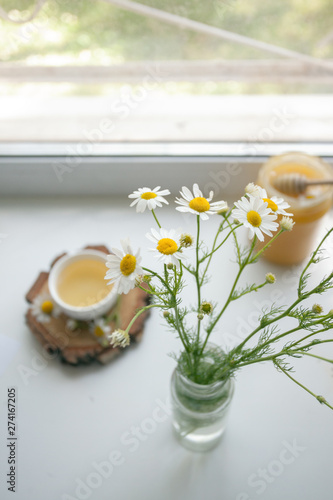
109, 329, 130, 348
259, 188, 293, 216
105, 238, 143, 295
146, 228, 187, 269
128, 186, 170, 213
175, 184, 228, 220
248, 185, 293, 217
31, 292, 61, 323
232, 196, 279, 242
90, 319, 111, 347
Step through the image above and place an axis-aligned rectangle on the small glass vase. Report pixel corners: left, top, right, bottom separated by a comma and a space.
170, 347, 235, 452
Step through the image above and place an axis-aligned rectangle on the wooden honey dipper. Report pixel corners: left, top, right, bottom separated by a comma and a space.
273, 173, 333, 196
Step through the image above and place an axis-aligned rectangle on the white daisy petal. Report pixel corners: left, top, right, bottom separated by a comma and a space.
157, 196, 169, 205
120, 238, 132, 255
146, 233, 157, 244
151, 227, 161, 240
110, 248, 123, 259
192, 184, 202, 197
176, 198, 189, 207
129, 198, 140, 207
175, 206, 190, 213
157, 189, 171, 196
136, 198, 147, 213
180, 186, 194, 201
109, 329, 130, 348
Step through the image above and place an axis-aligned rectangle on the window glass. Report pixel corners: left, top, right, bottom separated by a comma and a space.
1, 0, 332, 142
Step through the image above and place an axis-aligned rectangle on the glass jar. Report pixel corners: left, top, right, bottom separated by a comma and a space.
170, 353, 235, 452
257, 152, 333, 265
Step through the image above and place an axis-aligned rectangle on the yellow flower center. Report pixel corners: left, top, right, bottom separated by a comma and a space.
120, 254, 136, 276
94, 326, 105, 337
247, 210, 262, 227
263, 198, 278, 212
41, 300, 53, 315
157, 238, 178, 255
189, 197, 210, 213
141, 192, 157, 200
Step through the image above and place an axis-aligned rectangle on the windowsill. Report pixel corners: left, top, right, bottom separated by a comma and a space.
1, 94, 333, 142
1, 143, 333, 197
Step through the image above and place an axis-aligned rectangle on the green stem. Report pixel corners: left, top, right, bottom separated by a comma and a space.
289, 338, 333, 351
287, 326, 331, 349
200, 223, 220, 286
182, 263, 195, 275
236, 341, 333, 369
226, 216, 242, 265
249, 229, 284, 264
235, 295, 304, 353
235, 353, 286, 368
297, 351, 333, 364
142, 266, 169, 290
151, 209, 161, 228
249, 318, 330, 357
125, 303, 163, 333
298, 226, 333, 298
200, 224, 242, 285
173, 304, 191, 355
195, 215, 201, 343
201, 237, 257, 355
274, 360, 333, 411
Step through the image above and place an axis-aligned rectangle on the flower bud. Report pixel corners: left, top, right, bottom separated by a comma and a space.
180, 233, 193, 248
217, 206, 229, 215
197, 313, 204, 320
265, 273, 276, 284
245, 183, 262, 197
312, 303, 323, 314
280, 216, 295, 232
200, 301, 213, 315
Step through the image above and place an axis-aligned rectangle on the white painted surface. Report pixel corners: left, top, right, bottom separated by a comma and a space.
1, 95, 333, 141
0, 194, 333, 500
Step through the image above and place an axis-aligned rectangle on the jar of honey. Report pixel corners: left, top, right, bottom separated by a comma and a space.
257, 152, 333, 265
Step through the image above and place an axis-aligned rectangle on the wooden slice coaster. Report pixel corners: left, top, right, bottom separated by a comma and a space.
25, 245, 150, 365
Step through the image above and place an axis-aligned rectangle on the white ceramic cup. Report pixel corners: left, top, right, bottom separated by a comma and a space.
48, 249, 116, 320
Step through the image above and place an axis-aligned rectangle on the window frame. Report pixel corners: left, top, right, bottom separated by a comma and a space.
1, 141, 333, 197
